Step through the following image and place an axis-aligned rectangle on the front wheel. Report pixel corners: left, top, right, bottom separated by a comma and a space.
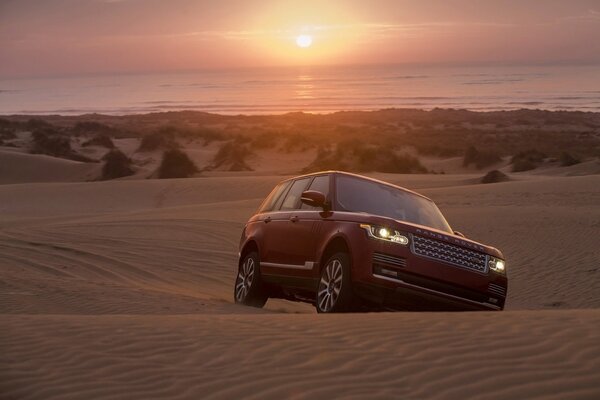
316, 253, 355, 313
234, 252, 268, 308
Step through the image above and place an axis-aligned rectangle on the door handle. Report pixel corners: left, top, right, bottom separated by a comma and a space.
290, 216, 299, 223
264, 216, 272, 223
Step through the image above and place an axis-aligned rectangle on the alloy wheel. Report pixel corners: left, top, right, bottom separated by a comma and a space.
235, 257, 255, 302
317, 259, 343, 312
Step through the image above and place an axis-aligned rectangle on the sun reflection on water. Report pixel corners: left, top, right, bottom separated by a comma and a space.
295, 75, 315, 99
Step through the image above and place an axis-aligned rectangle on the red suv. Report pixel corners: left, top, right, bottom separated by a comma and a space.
234, 171, 508, 313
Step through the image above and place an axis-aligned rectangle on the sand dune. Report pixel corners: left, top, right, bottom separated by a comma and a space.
0, 149, 99, 185
1, 172, 599, 398
2, 311, 599, 400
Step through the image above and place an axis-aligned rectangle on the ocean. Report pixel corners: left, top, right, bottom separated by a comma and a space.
1, 64, 599, 115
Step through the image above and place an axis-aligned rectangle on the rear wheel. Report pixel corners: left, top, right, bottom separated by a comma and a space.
316, 252, 354, 313
234, 252, 268, 308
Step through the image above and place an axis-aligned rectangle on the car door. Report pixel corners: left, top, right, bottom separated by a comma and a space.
260, 177, 311, 268
288, 174, 332, 274
253, 179, 291, 257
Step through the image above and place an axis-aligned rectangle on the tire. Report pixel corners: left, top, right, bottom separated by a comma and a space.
315, 252, 355, 313
234, 251, 268, 308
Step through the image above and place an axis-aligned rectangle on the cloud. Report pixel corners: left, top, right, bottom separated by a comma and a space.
559, 8, 600, 22
163, 21, 517, 42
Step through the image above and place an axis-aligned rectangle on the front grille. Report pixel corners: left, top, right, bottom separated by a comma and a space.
373, 252, 407, 268
412, 235, 488, 273
488, 283, 507, 297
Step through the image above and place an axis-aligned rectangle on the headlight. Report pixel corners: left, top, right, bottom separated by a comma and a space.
488, 257, 506, 274
360, 224, 409, 245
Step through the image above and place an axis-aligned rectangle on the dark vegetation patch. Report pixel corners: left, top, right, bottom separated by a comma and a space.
101, 150, 134, 180
0, 130, 16, 140
73, 121, 120, 137
30, 130, 93, 162
280, 133, 314, 152
463, 146, 502, 169
304, 140, 427, 174
195, 127, 226, 145
157, 149, 199, 178
0, 118, 17, 140
481, 170, 510, 184
559, 152, 581, 167
511, 150, 546, 172
82, 134, 115, 149
26, 118, 54, 131
208, 141, 254, 171
138, 131, 179, 152
249, 131, 279, 149
151, 125, 226, 145
1, 109, 598, 172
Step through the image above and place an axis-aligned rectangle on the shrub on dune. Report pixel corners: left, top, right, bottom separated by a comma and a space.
138, 131, 178, 152
250, 132, 278, 149
302, 147, 348, 172
355, 146, 427, 173
30, 130, 93, 162
303, 142, 427, 174
510, 149, 546, 172
281, 133, 313, 152
559, 152, 580, 167
209, 141, 254, 171
82, 134, 115, 149
26, 118, 53, 131
481, 170, 510, 184
196, 127, 225, 145
101, 150, 134, 180
0, 121, 17, 140
157, 149, 198, 178
463, 145, 502, 169
511, 159, 536, 172
73, 121, 118, 136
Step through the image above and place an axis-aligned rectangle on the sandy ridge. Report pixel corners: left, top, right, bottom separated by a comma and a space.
2, 311, 599, 400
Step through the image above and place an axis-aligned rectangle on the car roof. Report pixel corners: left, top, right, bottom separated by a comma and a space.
281, 170, 434, 202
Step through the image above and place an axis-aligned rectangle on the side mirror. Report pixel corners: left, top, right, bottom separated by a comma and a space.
454, 231, 466, 238
300, 190, 327, 209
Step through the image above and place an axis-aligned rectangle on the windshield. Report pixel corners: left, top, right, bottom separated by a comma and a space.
335, 175, 452, 233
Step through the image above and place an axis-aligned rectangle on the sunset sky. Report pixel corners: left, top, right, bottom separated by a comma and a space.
1, 0, 600, 78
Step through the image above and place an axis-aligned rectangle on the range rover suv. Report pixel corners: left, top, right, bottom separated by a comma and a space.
234, 171, 508, 313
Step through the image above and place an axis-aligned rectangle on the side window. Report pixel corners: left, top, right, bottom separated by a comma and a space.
279, 178, 311, 210
257, 181, 291, 213
301, 175, 330, 209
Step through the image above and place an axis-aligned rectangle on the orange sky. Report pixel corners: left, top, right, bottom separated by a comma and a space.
1, 0, 600, 78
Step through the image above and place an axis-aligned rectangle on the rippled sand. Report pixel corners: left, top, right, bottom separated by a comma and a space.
1, 173, 599, 399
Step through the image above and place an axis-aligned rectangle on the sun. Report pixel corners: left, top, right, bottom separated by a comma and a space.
296, 34, 313, 48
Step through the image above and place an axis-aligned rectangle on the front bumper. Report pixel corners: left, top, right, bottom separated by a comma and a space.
357, 273, 503, 311
350, 234, 507, 311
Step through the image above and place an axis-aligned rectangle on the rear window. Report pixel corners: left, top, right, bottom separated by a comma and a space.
257, 181, 291, 213
280, 178, 311, 210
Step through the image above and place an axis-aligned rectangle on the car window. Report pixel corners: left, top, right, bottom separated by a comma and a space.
279, 178, 311, 210
301, 175, 330, 209
257, 181, 291, 213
